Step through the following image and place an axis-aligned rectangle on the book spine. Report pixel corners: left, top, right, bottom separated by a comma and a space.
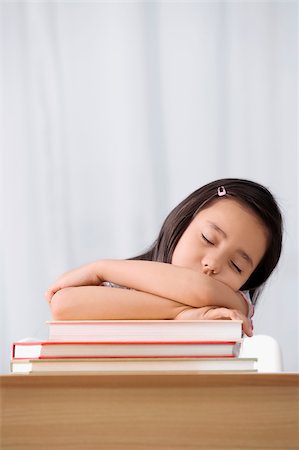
12, 354, 236, 360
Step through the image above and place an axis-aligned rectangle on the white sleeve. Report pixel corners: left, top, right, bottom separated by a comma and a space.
101, 281, 132, 290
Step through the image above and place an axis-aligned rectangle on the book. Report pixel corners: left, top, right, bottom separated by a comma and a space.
10, 356, 257, 374
47, 320, 243, 342
12, 340, 241, 359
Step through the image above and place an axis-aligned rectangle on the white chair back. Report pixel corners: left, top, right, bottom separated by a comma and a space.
239, 334, 283, 372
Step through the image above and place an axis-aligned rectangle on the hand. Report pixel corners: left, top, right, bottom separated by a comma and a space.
45, 262, 104, 304
175, 306, 253, 337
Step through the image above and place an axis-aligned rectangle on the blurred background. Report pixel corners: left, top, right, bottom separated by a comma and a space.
0, 0, 297, 373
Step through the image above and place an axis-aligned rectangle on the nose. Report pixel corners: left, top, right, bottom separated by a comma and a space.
203, 264, 216, 276
202, 257, 221, 275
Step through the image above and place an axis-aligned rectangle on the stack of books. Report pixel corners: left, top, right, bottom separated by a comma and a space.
11, 320, 257, 373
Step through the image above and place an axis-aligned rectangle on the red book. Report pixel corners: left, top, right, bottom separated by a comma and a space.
12, 340, 241, 360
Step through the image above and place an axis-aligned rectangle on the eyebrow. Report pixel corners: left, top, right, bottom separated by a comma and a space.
236, 249, 254, 268
208, 221, 227, 238
207, 221, 254, 268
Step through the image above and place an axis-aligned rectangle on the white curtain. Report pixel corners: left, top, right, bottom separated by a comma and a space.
0, 1, 297, 373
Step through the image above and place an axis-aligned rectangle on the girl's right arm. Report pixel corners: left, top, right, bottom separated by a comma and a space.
174, 305, 253, 336
50, 287, 253, 336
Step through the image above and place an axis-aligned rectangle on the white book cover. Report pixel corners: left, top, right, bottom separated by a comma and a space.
47, 320, 243, 342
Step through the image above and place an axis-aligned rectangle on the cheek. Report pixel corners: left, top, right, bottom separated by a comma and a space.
171, 243, 189, 265
172, 235, 201, 266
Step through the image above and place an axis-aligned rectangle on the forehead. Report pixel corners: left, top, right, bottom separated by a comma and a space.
193, 198, 268, 263
196, 198, 263, 226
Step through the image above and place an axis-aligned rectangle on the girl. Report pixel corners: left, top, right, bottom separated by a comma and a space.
46, 178, 283, 337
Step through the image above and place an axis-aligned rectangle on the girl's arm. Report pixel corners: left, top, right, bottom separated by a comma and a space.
50, 285, 189, 320
50, 288, 253, 336
46, 259, 249, 316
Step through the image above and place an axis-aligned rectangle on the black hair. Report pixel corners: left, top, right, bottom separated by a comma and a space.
130, 178, 283, 305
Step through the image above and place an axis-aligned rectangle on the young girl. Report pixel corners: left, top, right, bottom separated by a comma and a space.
46, 178, 283, 337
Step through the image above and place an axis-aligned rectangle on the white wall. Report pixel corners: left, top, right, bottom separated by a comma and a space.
0, 1, 297, 373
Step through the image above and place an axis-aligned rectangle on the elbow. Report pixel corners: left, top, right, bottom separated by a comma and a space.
50, 288, 74, 320
188, 273, 215, 307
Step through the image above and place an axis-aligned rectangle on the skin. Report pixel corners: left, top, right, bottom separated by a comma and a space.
172, 198, 267, 292
46, 199, 268, 336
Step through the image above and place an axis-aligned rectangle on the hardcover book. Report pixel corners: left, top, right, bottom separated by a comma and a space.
47, 319, 243, 342
11, 356, 257, 374
12, 340, 241, 359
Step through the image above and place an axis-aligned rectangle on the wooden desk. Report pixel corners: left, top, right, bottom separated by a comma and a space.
1, 373, 298, 450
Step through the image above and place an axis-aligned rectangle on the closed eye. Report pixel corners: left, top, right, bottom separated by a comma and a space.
202, 234, 214, 245
231, 261, 242, 274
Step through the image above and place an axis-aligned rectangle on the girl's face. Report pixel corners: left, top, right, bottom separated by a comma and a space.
171, 198, 268, 292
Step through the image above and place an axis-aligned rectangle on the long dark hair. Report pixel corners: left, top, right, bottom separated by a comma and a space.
130, 178, 283, 305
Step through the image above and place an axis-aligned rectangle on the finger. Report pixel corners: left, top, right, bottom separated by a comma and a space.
230, 310, 253, 337
204, 308, 231, 320
242, 317, 253, 337
213, 309, 253, 337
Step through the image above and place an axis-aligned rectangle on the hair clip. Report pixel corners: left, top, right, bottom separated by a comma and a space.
217, 186, 227, 197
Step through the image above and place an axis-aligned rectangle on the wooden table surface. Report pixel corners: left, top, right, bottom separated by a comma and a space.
1, 372, 298, 450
